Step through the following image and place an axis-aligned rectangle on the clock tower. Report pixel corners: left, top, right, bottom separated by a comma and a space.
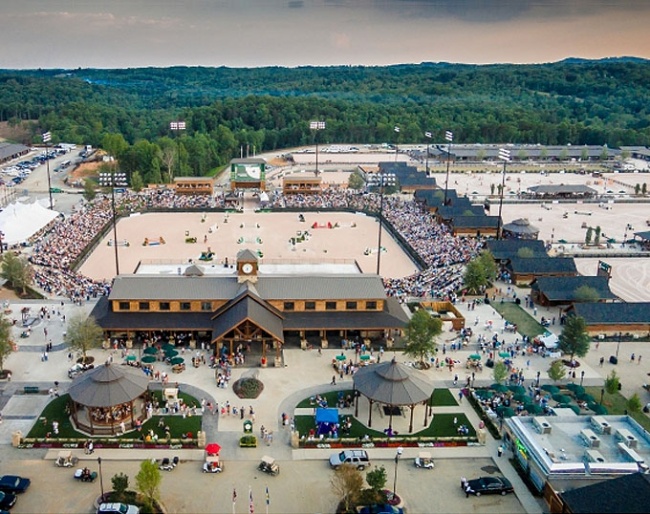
236, 249, 259, 283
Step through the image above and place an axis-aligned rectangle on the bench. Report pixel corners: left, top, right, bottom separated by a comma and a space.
24, 386, 40, 394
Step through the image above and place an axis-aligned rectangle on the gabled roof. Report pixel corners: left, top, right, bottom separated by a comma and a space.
485, 239, 548, 260
508, 257, 577, 275
531, 276, 618, 302
108, 275, 240, 301
236, 248, 259, 262
211, 290, 285, 342
571, 302, 650, 324
255, 275, 387, 300
437, 205, 485, 220
414, 189, 459, 209
560, 473, 650, 513
450, 215, 500, 229
634, 231, 650, 241
526, 185, 597, 195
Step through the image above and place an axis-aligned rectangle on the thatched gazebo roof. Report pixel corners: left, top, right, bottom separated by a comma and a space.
503, 218, 540, 236
353, 358, 433, 406
68, 363, 149, 408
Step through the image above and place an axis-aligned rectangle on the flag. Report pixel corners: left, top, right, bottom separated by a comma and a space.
394, 126, 400, 133
249, 486, 254, 514
266, 486, 270, 506
424, 131, 432, 139
233, 488, 237, 504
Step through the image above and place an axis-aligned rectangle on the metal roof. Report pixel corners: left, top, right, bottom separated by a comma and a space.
353, 359, 433, 406
68, 363, 150, 408
508, 257, 577, 274
109, 275, 240, 300
255, 275, 387, 300
485, 239, 548, 260
531, 276, 618, 302
571, 302, 650, 324
211, 293, 285, 342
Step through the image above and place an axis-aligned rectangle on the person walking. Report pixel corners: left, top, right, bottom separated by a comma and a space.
497, 445, 503, 457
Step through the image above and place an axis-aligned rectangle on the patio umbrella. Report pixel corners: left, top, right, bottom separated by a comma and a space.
498, 351, 510, 359
524, 403, 544, 415
589, 403, 608, 415
473, 389, 494, 399
491, 383, 508, 393
205, 443, 221, 455
541, 385, 560, 394
469, 354, 481, 361
125, 354, 136, 362
567, 404, 581, 414
496, 406, 515, 418
162, 343, 176, 352
565, 383, 579, 392
558, 239, 568, 244
577, 393, 595, 403
513, 393, 528, 403
165, 349, 179, 358
141, 355, 156, 364
335, 354, 347, 361
170, 357, 185, 365
143, 347, 158, 355
553, 393, 571, 404
508, 385, 526, 395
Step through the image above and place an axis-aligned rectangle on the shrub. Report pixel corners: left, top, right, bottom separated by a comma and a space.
233, 377, 264, 399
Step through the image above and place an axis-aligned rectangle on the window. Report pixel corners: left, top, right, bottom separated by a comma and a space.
305, 301, 316, 311
118, 302, 130, 311
180, 302, 191, 311
326, 301, 337, 310
139, 302, 150, 311
159, 302, 170, 311
366, 301, 377, 310
201, 302, 212, 311
283, 302, 295, 311
346, 301, 357, 310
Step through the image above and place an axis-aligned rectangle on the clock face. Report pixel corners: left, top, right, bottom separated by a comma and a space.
242, 263, 254, 274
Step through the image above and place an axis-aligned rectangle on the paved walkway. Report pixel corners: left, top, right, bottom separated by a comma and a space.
4, 281, 646, 513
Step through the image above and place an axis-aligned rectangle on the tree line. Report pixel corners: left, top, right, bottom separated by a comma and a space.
0, 60, 649, 183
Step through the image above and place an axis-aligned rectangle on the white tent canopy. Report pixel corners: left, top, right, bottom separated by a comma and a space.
0, 199, 59, 245
535, 332, 559, 349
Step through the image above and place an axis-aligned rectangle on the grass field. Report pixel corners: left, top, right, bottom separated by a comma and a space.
491, 301, 546, 339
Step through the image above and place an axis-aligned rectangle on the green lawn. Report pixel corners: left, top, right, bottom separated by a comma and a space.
491, 302, 546, 339
585, 386, 650, 432
429, 388, 458, 407
26, 393, 202, 440
296, 390, 354, 408
294, 411, 474, 439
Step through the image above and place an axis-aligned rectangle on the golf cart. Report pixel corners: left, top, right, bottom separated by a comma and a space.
414, 451, 434, 469
55, 450, 76, 467
258, 455, 280, 476
203, 442, 224, 473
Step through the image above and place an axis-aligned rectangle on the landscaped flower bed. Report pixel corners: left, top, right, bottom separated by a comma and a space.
19, 437, 198, 450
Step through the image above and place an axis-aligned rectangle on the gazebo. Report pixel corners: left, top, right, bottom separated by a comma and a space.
502, 218, 540, 240
68, 363, 150, 435
352, 358, 434, 433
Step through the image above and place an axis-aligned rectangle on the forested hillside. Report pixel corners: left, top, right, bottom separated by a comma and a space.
0, 60, 648, 183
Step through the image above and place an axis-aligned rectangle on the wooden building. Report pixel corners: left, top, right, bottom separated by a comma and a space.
91, 249, 409, 365
567, 302, 650, 336
282, 176, 322, 195
230, 158, 266, 191
531, 276, 618, 307
506, 257, 578, 285
173, 177, 214, 195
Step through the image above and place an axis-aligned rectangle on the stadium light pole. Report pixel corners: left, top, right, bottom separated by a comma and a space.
394, 126, 400, 162
424, 131, 432, 176
376, 168, 386, 275
496, 148, 511, 240
42, 131, 53, 209
99, 171, 128, 275
443, 130, 453, 205
309, 121, 326, 175
170, 120, 186, 182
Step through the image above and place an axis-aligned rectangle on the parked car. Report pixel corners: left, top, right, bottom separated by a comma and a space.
97, 503, 140, 514
0, 491, 17, 510
329, 450, 370, 470
0, 475, 31, 494
463, 476, 513, 497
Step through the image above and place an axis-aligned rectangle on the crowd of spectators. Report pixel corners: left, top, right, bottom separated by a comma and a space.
26, 185, 479, 302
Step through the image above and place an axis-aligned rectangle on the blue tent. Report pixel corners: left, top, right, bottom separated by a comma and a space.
315, 408, 339, 424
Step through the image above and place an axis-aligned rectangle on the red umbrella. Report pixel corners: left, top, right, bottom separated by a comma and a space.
205, 443, 221, 456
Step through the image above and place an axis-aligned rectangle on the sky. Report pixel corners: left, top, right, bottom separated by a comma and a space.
1, 0, 649, 69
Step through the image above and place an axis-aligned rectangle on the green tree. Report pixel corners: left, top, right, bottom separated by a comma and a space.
558, 316, 591, 360
600, 146, 609, 160
463, 251, 496, 295
585, 226, 593, 246
348, 170, 365, 190
331, 464, 364, 513
559, 148, 569, 161
580, 147, 589, 161
83, 178, 97, 202
0, 252, 32, 295
135, 459, 162, 511
492, 361, 508, 384
540, 148, 549, 160
111, 472, 129, 503
64, 314, 104, 364
604, 370, 620, 395
476, 149, 486, 161
365, 465, 387, 504
635, 184, 641, 195
130, 170, 145, 192
643, 183, 647, 195
403, 309, 442, 368
490, 183, 495, 196
102, 133, 129, 162
594, 226, 601, 246
627, 393, 642, 414
547, 360, 566, 383
0, 312, 13, 372
573, 285, 600, 303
